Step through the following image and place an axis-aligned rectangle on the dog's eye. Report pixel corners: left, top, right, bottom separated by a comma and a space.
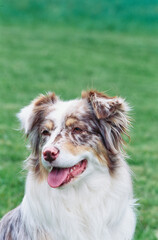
73, 127, 83, 134
41, 129, 50, 136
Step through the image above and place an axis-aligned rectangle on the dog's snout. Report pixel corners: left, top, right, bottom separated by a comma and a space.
43, 146, 59, 163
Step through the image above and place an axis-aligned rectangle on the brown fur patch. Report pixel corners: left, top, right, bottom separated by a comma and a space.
44, 120, 54, 131
34, 92, 57, 107
65, 117, 78, 127
95, 141, 117, 172
82, 90, 115, 101
53, 134, 62, 144
62, 141, 116, 172
63, 142, 92, 156
34, 156, 48, 182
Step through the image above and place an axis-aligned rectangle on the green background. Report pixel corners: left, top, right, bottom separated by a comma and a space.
0, 1, 158, 239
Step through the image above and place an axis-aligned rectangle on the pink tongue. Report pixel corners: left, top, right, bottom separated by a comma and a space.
47, 167, 70, 188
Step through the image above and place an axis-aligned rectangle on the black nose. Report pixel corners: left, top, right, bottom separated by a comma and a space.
43, 147, 59, 163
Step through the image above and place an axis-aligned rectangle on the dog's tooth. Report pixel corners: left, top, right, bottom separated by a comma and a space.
49, 166, 53, 172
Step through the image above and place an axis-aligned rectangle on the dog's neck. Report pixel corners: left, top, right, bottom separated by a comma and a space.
21, 160, 134, 240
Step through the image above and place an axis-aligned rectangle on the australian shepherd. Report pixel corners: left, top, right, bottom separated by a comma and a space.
0, 90, 136, 240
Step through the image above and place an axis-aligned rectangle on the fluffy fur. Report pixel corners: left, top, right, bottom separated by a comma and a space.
0, 90, 136, 240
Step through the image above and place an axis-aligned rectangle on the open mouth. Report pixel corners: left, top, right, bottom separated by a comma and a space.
47, 160, 87, 188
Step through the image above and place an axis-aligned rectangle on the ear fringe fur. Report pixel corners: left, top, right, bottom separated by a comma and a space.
82, 90, 132, 155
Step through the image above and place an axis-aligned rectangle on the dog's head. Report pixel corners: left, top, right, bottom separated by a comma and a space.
18, 90, 130, 188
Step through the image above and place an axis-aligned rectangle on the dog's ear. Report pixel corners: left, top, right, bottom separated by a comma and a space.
17, 92, 57, 154
82, 90, 131, 155
17, 92, 57, 136
17, 103, 34, 135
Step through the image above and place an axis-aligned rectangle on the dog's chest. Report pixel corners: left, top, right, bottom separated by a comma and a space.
23, 179, 110, 240
46, 201, 109, 240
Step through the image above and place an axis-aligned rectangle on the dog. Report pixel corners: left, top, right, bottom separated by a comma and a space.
0, 90, 136, 240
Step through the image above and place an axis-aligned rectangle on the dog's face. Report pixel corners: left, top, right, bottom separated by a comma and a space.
18, 90, 130, 188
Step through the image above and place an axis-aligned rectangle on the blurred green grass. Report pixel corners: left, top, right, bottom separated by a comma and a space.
0, 0, 158, 32
0, 1, 158, 239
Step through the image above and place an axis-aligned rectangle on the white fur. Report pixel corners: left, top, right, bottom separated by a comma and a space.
21, 159, 136, 240
17, 104, 34, 134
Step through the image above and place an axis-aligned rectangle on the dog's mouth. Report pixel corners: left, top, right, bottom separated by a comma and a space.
47, 160, 87, 188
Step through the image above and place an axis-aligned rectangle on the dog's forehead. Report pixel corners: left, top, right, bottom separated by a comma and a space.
46, 98, 89, 124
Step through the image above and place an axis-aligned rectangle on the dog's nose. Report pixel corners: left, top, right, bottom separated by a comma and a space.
43, 146, 59, 163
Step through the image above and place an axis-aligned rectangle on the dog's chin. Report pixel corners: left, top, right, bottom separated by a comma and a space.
45, 159, 88, 188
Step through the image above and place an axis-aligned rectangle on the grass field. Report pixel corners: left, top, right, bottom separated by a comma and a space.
0, 1, 158, 239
